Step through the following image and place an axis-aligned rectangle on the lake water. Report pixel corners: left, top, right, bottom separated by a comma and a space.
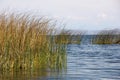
0, 36, 120, 80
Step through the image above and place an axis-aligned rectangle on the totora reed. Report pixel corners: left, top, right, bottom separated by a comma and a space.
0, 11, 67, 71
92, 29, 120, 44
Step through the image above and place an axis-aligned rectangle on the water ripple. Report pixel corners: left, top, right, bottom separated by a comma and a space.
66, 43, 120, 80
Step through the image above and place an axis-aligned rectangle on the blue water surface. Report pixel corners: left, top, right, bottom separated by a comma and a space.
1, 36, 120, 80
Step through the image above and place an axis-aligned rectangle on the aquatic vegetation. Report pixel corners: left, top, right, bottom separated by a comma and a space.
92, 29, 120, 44
55, 30, 83, 44
0, 11, 67, 71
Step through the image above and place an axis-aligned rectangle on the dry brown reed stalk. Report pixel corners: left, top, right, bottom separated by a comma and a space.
0, 11, 67, 71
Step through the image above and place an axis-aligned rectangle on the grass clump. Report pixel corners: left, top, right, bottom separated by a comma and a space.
55, 29, 83, 44
92, 29, 120, 44
0, 11, 67, 71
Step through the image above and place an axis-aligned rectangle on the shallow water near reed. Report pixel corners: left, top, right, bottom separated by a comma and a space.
0, 35, 120, 80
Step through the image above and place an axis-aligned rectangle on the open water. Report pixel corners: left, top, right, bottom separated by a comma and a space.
0, 35, 120, 80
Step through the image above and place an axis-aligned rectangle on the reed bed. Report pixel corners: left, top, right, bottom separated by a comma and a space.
55, 30, 83, 44
0, 12, 67, 71
92, 29, 120, 44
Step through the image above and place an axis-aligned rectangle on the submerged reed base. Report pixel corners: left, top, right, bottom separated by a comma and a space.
0, 12, 67, 71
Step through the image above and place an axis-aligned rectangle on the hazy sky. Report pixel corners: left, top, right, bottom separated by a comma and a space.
0, 0, 120, 30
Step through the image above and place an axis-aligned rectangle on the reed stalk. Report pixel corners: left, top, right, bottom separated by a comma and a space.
92, 29, 120, 44
0, 12, 67, 71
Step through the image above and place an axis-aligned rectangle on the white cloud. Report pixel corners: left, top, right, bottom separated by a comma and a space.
95, 13, 108, 25
99, 13, 107, 19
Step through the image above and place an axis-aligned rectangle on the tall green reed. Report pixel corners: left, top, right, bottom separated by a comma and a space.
0, 12, 67, 71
